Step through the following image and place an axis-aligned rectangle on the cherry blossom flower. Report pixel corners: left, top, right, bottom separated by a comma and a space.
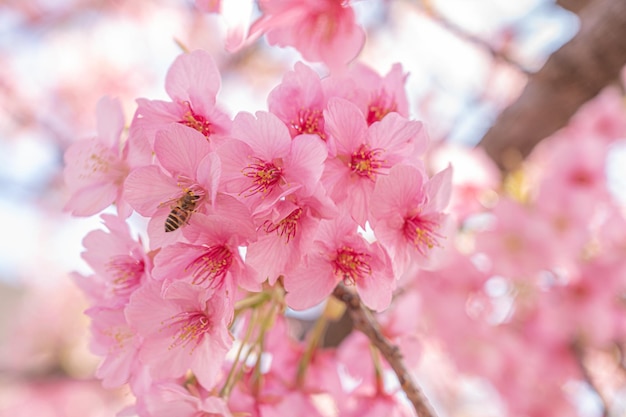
322, 97, 428, 226
245, 184, 337, 284
123, 123, 221, 248
64, 96, 131, 217
216, 111, 327, 215
125, 280, 233, 390
267, 62, 328, 140
130, 50, 231, 147
240, 0, 365, 71
284, 214, 394, 312
152, 211, 261, 293
474, 197, 559, 279
85, 306, 142, 389
370, 164, 452, 273
347, 62, 410, 126
76, 213, 150, 307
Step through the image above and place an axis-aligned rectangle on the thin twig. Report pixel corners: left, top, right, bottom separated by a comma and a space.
412, 1, 530, 75
332, 285, 437, 417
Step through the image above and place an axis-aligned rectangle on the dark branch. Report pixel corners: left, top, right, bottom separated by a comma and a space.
333, 285, 437, 417
478, 0, 626, 171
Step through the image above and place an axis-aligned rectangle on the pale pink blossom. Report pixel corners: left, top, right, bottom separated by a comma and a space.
241, 0, 365, 70
152, 212, 261, 293
85, 306, 142, 389
130, 50, 231, 147
370, 164, 452, 273
322, 97, 428, 226
64, 96, 131, 216
569, 86, 626, 142
245, 184, 337, 284
125, 280, 233, 390
267, 62, 328, 140
533, 133, 610, 217
474, 197, 559, 279
76, 213, 150, 307
123, 123, 221, 248
216, 111, 327, 215
317, 62, 409, 130
284, 214, 394, 312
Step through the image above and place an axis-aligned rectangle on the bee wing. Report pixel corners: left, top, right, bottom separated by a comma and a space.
157, 195, 182, 209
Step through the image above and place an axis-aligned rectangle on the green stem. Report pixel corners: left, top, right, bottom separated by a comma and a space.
220, 308, 259, 398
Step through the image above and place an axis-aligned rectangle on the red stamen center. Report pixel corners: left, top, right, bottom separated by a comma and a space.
162, 310, 212, 352
366, 92, 397, 125
186, 245, 233, 288
349, 144, 386, 180
290, 108, 326, 140
332, 246, 372, 285
403, 214, 443, 256
242, 158, 283, 196
263, 208, 303, 243
178, 101, 214, 138
106, 255, 145, 296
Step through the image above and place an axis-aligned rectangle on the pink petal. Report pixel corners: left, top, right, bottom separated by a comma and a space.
63, 138, 121, 190
347, 181, 370, 228
284, 134, 327, 196
231, 111, 291, 160
284, 255, 337, 310
370, 164, 426, 220
125, 281, 171, 336
368, 113, 427, 157
130, 98, 181, 144
196, 152, 221, 206
123, 166, 181, 216
165, 50, 221, 112
317, 16, 365, 71
324, 97, 367, 155
221, 0, 255, 52
424, 164, 453, 212
191, 337, 229, 389
155, 124, 211, 177
267, 61, 325, 125
152, 243, 201, 282
64, 182, 118, 216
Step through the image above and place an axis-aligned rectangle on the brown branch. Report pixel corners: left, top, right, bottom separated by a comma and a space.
478, 0, 626, 171
557, 0, 592, 13
332, 285, 437, 417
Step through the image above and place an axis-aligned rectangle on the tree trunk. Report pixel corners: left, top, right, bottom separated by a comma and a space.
478, 0, 626, 171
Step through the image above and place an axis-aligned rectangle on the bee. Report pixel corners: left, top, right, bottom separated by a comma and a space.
164, 190, 201, 232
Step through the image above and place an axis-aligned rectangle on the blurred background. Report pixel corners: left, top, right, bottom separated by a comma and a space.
0, 0, 619, 416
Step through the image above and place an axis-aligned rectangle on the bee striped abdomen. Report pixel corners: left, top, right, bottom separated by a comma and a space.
164, 191, 201, 233
165, 207, 191, 232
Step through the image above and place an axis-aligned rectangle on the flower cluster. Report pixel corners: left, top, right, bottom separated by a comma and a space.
418, 87, 626, 416
66, 49, 451, 416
